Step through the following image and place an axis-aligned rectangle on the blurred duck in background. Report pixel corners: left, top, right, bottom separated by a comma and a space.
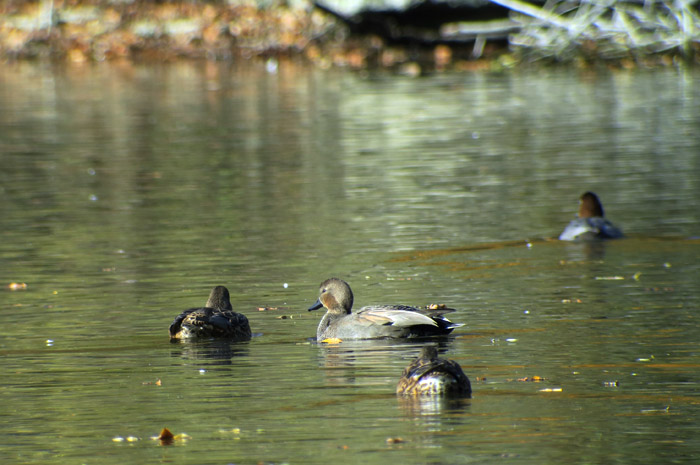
559, 191, 623, 241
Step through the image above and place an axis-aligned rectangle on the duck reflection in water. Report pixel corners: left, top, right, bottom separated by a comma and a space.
308, 278, 462, 341
169, 338, 250, 365
316, 340, 452, 387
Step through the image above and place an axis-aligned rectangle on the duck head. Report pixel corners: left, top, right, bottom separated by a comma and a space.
308, 278, 354, 315
578, 192, 605, 218
205, 285, 233, 310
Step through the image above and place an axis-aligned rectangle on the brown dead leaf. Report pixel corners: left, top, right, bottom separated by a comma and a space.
517, 376, 546, 382
531, 376, 545, 382
157, 427, 174, 445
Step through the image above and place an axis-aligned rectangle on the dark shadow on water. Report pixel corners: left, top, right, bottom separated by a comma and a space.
391, 236, 700, 272
390, 239, 542, 263
315, 338, 456, 367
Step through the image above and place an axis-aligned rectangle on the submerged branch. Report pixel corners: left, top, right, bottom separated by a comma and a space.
489, 0, 576, 30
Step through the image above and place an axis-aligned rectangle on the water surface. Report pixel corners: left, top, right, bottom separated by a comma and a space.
1, 61, 699, 464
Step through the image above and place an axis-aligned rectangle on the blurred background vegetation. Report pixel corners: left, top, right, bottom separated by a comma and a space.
1, 0, 698, 68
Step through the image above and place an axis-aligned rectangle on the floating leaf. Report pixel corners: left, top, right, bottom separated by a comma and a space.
219, 427, 241, 434
156, 427, 174, 445
7, 282, 27, 290
321, 338, 343, 344
517, 376, 546, 382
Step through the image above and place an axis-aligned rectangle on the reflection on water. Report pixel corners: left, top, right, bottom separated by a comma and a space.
316, 339, 456, 387
397, 393, 472, 418
169, 339, 251, 366
1, 61, 699, 464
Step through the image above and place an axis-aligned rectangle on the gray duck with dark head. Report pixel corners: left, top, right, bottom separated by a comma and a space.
559, 191, 623, 241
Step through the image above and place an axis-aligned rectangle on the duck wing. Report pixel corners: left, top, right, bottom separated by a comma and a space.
589, 217, 623, 239
170, 308, 251, 339
356, 305, 439, 327
559, 218, 594, 240
169, 307, 198, 337
560, 217, 623, 241
410, 358, 466, 381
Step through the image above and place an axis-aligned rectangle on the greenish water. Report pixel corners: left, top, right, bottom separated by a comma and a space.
1, 61, 699, 465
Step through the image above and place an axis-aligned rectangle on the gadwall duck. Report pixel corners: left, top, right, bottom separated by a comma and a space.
308, 278, 462, 340
169, 286, 251, 341
559, 191, 623, 241
396, 346, 471, 397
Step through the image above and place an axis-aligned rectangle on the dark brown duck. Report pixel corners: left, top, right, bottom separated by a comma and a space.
169, 286, 251, 341
396, 346, 471, 397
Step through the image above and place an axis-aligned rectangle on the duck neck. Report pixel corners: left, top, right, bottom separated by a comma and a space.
317, 310, 344, 339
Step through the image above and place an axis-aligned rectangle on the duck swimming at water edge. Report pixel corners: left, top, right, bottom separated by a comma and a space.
169, 286, 251, 341
559, 191, 623, 241
308, 278, 462, 341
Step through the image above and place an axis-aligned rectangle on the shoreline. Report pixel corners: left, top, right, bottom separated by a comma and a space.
1, 1, 697, 71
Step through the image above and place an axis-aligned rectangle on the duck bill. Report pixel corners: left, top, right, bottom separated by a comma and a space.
308, 299, 324, 311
